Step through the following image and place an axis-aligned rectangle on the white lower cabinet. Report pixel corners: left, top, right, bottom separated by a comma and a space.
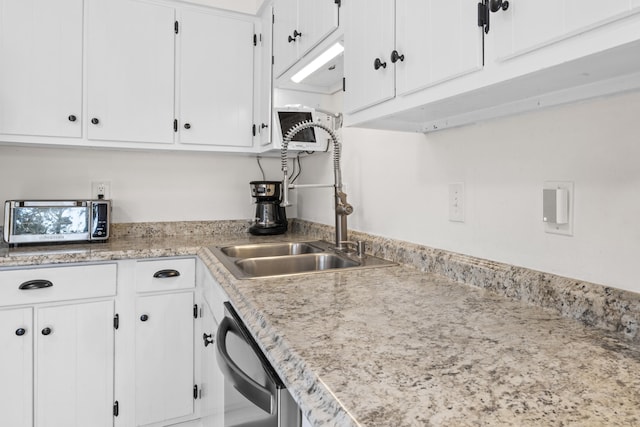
135, 291, 195, 426
1, 257, 228, 427
0, 307, 33, 427
0, 264, 117, 427
36, 301, 115, 427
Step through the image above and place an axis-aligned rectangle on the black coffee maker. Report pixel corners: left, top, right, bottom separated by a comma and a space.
249, 181, 288, 235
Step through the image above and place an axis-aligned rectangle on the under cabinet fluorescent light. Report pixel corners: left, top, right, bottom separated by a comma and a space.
291, 42, 344, 84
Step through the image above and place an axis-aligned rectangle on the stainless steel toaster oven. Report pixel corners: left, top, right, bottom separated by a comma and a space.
3, 200, 111, 245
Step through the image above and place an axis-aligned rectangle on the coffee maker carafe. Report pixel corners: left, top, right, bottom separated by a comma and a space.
249, 181, 288, 235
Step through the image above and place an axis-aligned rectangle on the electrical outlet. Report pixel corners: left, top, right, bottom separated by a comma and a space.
449, 182, 465, 222
91, 181, 111, 200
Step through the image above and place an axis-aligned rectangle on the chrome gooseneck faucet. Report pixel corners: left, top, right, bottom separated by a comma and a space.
280, 120, 356, 252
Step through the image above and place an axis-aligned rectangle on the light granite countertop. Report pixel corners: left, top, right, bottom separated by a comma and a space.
3, 225, 640, 426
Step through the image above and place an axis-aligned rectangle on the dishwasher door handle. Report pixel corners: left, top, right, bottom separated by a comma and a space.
216, 316, 274, 414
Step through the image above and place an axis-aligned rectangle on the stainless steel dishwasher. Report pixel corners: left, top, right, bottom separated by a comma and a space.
216, 302, 301, 427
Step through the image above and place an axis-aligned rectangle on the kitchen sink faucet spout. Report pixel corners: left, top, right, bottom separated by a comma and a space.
280, 119, 354, 252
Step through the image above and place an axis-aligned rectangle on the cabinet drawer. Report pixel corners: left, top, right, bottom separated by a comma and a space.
135, 258, 195, 293
0, 264, 117, 307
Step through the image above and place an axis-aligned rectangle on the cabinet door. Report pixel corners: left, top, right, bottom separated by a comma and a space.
199, 300, 224, 427
395, 0, 483, 96
87, 0, 175, 143
258, 5, 274, 147
178, 10, 254, 148
0, 308, 33, 427
0, 0, 82, 138
36, 300, 114, 427
136, 292, 194, 426
492, 0, 640, 60
343, 0, 395, 113
273, 0, 299, 77
297, 0, 339, 58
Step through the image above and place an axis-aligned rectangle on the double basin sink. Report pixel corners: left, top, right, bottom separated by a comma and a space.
210, 240, 395, 279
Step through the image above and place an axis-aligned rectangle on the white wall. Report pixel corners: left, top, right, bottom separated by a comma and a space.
295, 91, 640, 293
0, 147, 282, 224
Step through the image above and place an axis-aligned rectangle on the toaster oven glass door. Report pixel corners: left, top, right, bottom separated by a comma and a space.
11, 206, 89, 242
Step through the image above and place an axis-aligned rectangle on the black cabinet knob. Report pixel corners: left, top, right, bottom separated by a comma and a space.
140, 314, 149, 322
374, 58, 387, 70
91, 118, 100, 125
203, 333, 214, 347
41, 327, 52, 336
15, 328, 26, 336
68, 115, 77, 122
490, 0, 509, 12
184, 123, 191, 130
288, 29, 302, 43
261, 123, 269, 129
391, 50, 405, 63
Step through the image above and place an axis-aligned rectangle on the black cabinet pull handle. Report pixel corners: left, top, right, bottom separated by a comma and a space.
91, 118, 100, 125
184, 123, 191, 129
68, 115, 77, 122
140, 314, 149, 322
153, 269, 181, 279
16, 328, 26, 336
19, 279, 53, 290
490, 0, 509, 12
203, 333, 214, 347
374, 58, 387, 70
41, 327, 52, 336
391, 50, 405, 63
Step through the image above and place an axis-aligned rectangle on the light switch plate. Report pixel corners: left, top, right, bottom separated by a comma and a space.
543, 181, 574, 236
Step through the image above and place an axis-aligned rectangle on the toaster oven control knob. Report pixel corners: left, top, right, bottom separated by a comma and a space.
41, 327, 52, 336
184, 123, 191, 129
68, 115, 77, 122
15, 328, 26, 336
91, 117, 100, 125
140, 314, 149, 322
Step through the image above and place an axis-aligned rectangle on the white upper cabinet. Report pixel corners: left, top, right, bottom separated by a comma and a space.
343, 0, 395, 113
273, 0, 339, 78
344, 0, 483, 114
0, 0, 83, 138
345, 0, 640, 132
87, 0, 176, 144
258, 4, 274, 147
178, 10, 255, 148
395, 0, 482, 96
491, 0, 640, 60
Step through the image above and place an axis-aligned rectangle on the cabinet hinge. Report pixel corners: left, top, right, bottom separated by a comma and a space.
335, 0, 341, 7
252, 124, 256, 137
253, 33, 258, 46
193, 304, 198, 319
113, 314, 119, 330
175, 20, 179, 34
193, 384, 199, 399
343, 77, 346, 92
113, 401, 119, 417
477, 2, 489, 34
174, 119, 178, 132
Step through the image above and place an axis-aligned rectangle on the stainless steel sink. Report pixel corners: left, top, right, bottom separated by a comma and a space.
236, 253, 360, 277
210, 240, 395, 279
220, 242, 323, 258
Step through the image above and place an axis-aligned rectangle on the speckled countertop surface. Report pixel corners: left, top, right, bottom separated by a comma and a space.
3, 223, 640, 426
